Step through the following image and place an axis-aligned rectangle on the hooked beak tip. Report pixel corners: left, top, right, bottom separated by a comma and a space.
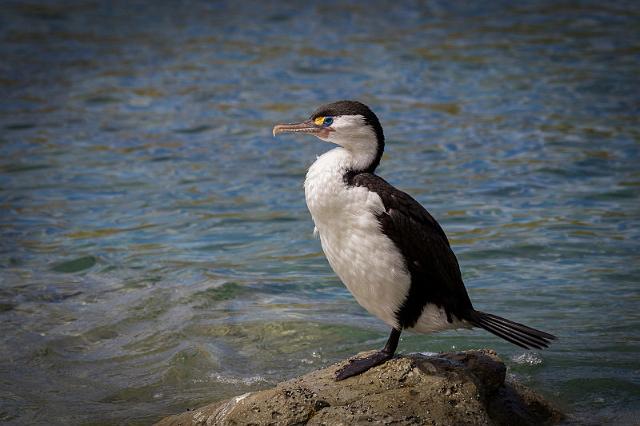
272, 124, 286, 137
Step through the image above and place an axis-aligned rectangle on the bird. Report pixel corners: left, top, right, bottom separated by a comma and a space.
272, 100, 555, 381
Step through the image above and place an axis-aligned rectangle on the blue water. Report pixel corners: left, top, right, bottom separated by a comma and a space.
1, 1, 639, 424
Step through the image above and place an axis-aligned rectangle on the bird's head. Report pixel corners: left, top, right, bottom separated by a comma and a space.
273, 100, 385, 172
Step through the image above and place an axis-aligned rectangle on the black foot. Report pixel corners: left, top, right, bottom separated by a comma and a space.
334, 328, 402, 381
335, 350, 394, 381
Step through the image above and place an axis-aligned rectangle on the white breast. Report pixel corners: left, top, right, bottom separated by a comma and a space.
304, 148, 411, 330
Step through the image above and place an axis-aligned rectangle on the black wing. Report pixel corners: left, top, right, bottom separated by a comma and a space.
348, 172, 474, 328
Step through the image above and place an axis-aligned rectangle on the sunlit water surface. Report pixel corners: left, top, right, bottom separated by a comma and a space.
1, 1, 639, 424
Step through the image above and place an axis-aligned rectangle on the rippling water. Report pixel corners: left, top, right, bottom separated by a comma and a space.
1, 1, 639, 424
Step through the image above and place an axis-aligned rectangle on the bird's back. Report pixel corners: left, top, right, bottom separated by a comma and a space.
347, 172, 475, 330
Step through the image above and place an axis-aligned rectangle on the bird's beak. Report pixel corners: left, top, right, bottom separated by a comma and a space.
272, 119, 321, 137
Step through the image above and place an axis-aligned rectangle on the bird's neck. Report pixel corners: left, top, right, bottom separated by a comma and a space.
310, 146, 377, 179
304, 148, 372, 231
325, 134, 384, 175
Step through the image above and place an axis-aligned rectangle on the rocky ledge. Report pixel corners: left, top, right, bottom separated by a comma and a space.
156, 349, 563, 425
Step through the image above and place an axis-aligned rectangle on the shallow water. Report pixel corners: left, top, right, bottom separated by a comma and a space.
1, 0, 639, 424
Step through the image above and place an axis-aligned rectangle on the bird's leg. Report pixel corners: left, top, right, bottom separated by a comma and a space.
335, 328, 401, 381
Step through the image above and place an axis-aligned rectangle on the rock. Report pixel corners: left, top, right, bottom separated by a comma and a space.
156, 349, 563, 426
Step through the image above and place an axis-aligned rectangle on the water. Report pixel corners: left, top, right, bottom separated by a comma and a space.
1, 0, 638, 424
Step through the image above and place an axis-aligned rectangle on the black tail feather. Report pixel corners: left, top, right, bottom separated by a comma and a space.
469, 310, 556, 350
478, 319, 547, 349
477, 314, 550, 347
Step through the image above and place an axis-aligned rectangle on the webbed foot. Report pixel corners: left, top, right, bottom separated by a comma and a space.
334, 328, 401, 381
335, 350, 394, 380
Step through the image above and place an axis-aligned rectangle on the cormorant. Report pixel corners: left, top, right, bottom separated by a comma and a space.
273, 100, 555, 380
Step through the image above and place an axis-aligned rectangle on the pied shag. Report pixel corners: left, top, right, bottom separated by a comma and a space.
273, 100, 555, 380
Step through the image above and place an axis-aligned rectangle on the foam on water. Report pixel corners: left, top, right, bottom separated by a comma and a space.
511, 352, 544, 366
